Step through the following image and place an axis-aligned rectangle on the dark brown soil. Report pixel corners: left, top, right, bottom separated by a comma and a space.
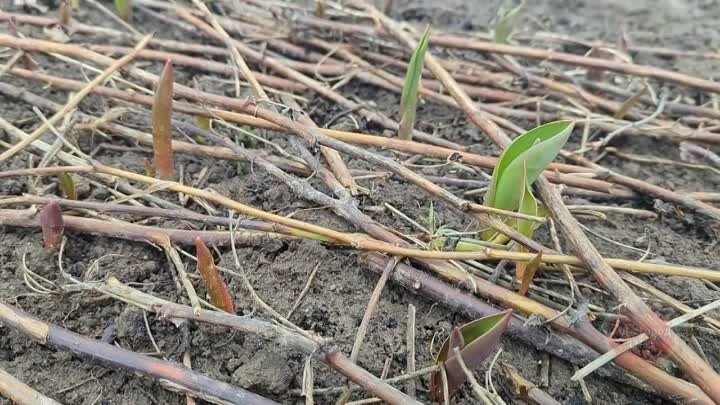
1, 1, 720, 405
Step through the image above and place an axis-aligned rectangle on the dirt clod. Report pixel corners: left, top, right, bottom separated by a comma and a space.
232, 351, 294, 395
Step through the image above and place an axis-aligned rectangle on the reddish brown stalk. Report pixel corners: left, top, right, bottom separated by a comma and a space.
195, 237, 235, 313
90, 46, 307, 91
0, 301, 278, 405
427, 35, 720, 95
269, 36, 720, 215
0, 80, 637, 208
0, 34, 152, 164
38, 201, 64, 250
325, 352, 423, 405
5, 68, 628, 196
8, 195, 295, 235
356, 2, 720, 402
176, 8, 461, 150
487, 54, 720, 145
187, 5, 357, 195
11, 9, 720, 134
264, 12, 720, 144
96, 278, 422, 405
1, 201, 712, 404
567, 153, 720, 221
362, 254, 713, 405
0, 209, 291, 247
288, 9, 720, 95
151, 59, 175, 180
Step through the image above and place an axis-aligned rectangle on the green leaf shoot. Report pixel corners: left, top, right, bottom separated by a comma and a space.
484, 120, 575, 212
398, 25, 431, 140
494, 2, 524, 44
430, 310, 513, 400
58, 172, 77, 200
114, 0, 132, 22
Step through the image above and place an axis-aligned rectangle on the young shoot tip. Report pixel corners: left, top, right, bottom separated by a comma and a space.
151, 59, 175, 180
195, 237, 235, 313
38, 201, 64, 251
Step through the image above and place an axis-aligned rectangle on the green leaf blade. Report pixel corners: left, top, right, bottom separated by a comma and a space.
431, 310, 513, 400
398, 25, 431, 140
485, 120, 574, 211
494, 2, 524, 44
515, 162, 541, 238
58, 172, 77, 200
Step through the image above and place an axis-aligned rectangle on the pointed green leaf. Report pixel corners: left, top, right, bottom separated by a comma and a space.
431, 310, 513, 400
515, 162, 542, 238
398, 25, 431, 140
114, 0, 132, 22
485, 120, 574, 211
58, 172, 77, 200
494, 2, 524, 44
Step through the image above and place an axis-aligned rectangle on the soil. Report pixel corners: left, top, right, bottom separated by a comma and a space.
1, 1, 720, 405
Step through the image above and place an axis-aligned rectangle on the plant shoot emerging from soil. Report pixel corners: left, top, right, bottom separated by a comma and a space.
152, 60, 175, 180
430, 310, 512, 400
195, 237, 235, 313
114, 0, 132, 22
398, 25, 431, 141
38, 201, 64, 251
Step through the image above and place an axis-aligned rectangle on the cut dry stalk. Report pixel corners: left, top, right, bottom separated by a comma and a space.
0, 301, 278, 405
622, 272, 720, 332
190, 0, 265, 100
361, 253, 710, 404
0, 368, 64, 405
405, 304, 417, 398
89, 275, 418, 405
572, 298, 720, 381
499, 363, 561, 405
1, 65, 627, 197
355, 2, 720, 402
0, 167, 716, 282
0, 33, 152, 163
0, 208, 289, 247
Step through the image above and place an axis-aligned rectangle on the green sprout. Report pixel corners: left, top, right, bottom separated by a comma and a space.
494, 2, 524, 44
114, 0, 132, 22
430, 310, 513, 400
421, 121, 573, 255
484, 120, 574, 211
398, 25, 431, 141
58, 173, 77, 200
481, 120, 574, 290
